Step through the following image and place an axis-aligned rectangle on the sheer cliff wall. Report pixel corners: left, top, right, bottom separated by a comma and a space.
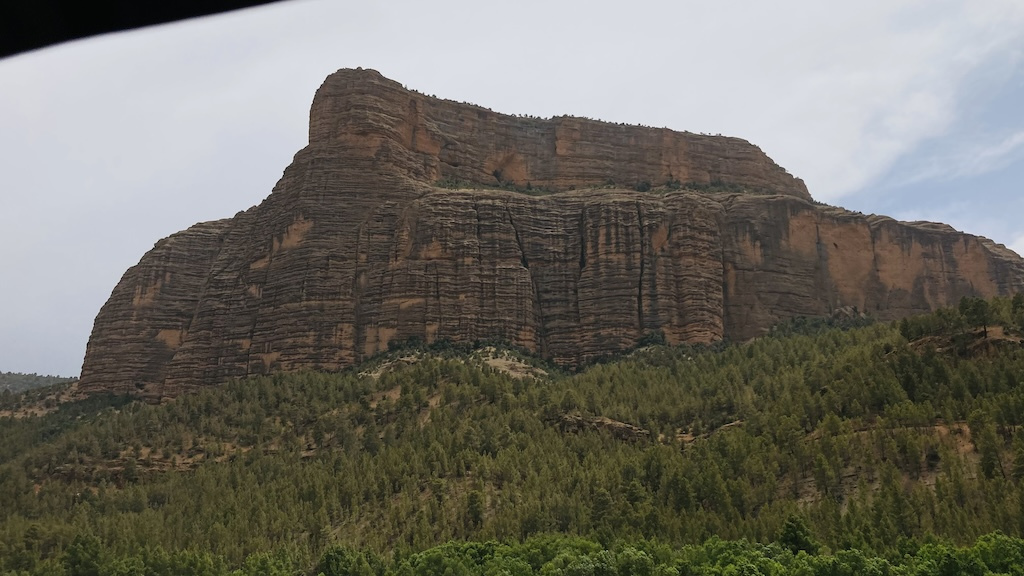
78, 68, 1024, 399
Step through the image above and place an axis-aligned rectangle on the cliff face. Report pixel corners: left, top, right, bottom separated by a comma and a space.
79, 68, 1024, 399
307, 69, 810, 199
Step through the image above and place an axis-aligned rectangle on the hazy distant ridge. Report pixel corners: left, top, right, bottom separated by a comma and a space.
0, 371, 76, 394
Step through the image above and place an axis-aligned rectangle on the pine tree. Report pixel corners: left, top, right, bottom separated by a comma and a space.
1012, 432, 1024, 482
779, 515, 818, 554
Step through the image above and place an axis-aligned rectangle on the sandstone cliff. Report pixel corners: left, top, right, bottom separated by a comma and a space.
78, 68, 1024, 399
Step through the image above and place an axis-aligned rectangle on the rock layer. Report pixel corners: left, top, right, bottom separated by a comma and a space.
79, 69, 1024, 399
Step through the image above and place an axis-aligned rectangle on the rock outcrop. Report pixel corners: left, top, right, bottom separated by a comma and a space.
79, 68, 1024, 399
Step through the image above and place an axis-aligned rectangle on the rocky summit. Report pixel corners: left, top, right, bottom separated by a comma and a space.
79, 68, 1024, 399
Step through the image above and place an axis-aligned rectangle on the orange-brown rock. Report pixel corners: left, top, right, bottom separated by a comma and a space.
78, 68, 1024, 399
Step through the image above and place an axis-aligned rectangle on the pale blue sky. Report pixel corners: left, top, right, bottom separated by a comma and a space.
1, 0, 1023, 377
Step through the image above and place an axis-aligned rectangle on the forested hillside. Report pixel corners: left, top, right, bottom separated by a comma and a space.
0, 372, 75, 394
1, 295, 1024, 575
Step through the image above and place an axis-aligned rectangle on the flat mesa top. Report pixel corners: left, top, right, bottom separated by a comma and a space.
306, 68, 811, 201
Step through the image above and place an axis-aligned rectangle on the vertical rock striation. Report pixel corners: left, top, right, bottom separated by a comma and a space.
79, 68, 1024, 399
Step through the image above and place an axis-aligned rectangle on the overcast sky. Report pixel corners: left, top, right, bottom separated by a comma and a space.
2, 0, 1023, 377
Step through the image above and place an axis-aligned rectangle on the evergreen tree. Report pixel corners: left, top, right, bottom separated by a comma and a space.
63, 534, 102, 576
779, 515, 818, 555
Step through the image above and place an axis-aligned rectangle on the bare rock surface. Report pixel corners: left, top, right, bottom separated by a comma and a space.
79, 68, 1024, 399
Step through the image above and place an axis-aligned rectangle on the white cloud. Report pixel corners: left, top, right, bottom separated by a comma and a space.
952, 131, 1024, 179
1011, 233, 1024, 258
890, 130, 1024, 188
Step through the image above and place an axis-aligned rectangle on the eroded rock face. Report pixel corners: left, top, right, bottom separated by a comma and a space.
78, 68, 1024, 399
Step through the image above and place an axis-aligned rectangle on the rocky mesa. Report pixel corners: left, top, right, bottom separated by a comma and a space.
79, 68, 1024, 399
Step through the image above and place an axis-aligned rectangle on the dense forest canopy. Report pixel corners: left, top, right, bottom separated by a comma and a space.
1, 295, 1024, 575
